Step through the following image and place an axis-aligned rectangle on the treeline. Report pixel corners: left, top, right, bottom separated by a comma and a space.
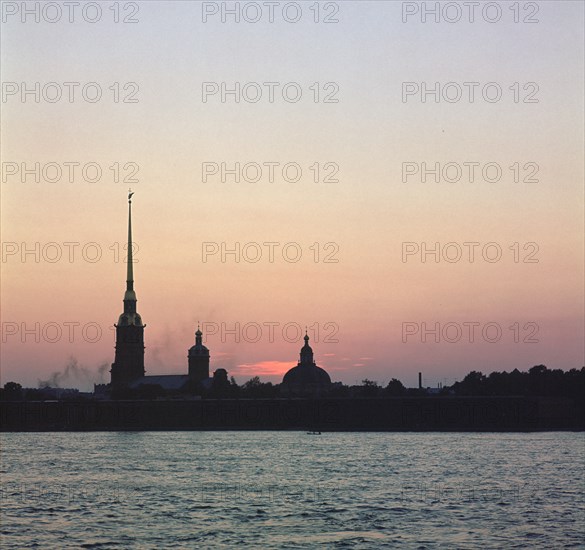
216, 366, 585, 400
1, 365, 583, 402
449, 365, 585, 400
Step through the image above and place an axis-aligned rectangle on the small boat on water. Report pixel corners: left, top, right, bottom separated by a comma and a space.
306, 431, 322, 435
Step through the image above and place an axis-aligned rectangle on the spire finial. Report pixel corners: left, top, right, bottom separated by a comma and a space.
126, 190, 134, 292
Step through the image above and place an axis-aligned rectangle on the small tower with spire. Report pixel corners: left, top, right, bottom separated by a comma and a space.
188, 324, 210, 383
299, 330, 316, 366
110, 190, 145, 388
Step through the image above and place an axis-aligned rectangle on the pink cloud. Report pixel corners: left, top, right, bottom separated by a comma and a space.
232, 360, 292, 378
213, 351, 235, 358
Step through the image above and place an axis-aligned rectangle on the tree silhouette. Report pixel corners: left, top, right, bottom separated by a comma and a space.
385, 378, 405, 396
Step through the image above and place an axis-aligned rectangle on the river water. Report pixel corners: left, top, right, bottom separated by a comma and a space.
1, 432, 583, 548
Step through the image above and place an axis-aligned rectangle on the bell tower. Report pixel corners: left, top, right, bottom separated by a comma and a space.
110, 190, 145, 388
188, 325, 210, 383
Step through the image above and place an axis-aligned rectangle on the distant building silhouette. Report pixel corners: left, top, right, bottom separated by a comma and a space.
127, 325, 213, 393
188, 326, 210, 384
106, 193, 337, 397
110, 191, 145, 388
213, 368, 228, 384
281, 333, 331, 396
129, 374, 189, 392
109, 193, 212, 393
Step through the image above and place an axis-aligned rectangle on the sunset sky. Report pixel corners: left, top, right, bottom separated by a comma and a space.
1, 1, 583, 390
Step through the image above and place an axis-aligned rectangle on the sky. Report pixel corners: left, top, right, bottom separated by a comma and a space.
1, 0, 584, 390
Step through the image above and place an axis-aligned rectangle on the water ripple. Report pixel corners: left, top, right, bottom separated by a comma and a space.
1, 432, 583, 548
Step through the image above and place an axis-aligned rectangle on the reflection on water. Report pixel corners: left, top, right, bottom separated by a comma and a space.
1, 432, 584, 548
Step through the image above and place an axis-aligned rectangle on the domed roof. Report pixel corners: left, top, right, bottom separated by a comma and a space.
282, 332, 331, 387
283, 364, 331, 386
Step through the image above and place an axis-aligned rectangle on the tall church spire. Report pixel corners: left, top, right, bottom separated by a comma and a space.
111, 190, 145, 388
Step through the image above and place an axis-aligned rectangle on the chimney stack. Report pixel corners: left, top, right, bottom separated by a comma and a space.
418, 372, 422, 389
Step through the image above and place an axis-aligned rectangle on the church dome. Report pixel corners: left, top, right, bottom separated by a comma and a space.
281, 332, 332, 389
283, 364, 331, 385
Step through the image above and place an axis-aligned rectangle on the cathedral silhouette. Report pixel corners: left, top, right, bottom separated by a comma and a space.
108, 192, 331, 395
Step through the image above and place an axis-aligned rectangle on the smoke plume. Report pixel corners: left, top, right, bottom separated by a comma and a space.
38, 357, 109, 391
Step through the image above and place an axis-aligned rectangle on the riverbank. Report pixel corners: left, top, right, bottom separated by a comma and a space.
1, 396, 582, 431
